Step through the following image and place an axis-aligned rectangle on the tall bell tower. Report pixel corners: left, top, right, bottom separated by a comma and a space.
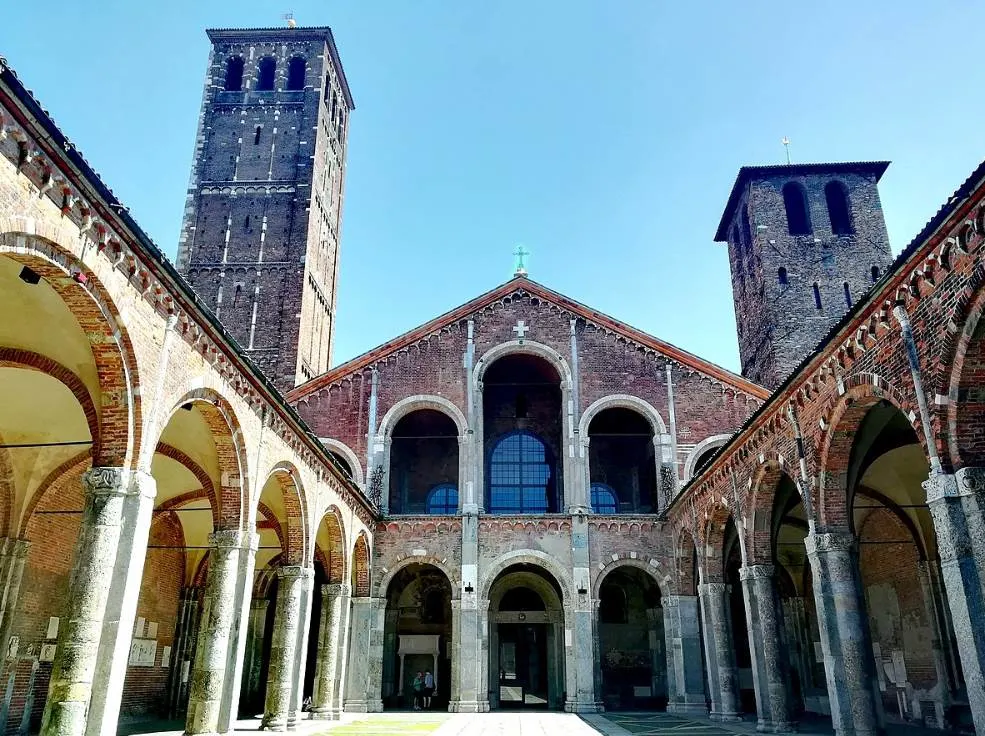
177, 25, 353, 390
715, 162, 893, 389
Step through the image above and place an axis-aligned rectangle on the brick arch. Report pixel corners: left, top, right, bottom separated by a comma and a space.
351, 532, 371, 597
591, 557, 665, 600
191, 553, 211, 589
253, 555, 285, 597
578, 393, 667, 436
0, 349, 100, 452
479, 549, 573, 603
698, 502, 733, 584
816, 378, 922, 531
945, 279, 985, 471
155, 388, 249, 531
746, 459, 797, 566
0, 231, 141, 467
154, 442, 220, 529
473, 339, 574, 389
19, 449, 92, 537
256, 500, 287, 552
262, 462, 309, 566
375, 555, 459, 600
377, 394, 468, 439
673, 526, 699, 596
318, 505, 347, 584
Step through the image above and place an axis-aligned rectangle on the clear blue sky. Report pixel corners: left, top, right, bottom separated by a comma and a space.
2, 2, 982, 373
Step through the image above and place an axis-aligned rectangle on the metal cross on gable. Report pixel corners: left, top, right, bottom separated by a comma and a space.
513, 319, 529, 343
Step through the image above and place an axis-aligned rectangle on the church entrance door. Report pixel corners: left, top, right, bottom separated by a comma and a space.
497, 622, 550, 708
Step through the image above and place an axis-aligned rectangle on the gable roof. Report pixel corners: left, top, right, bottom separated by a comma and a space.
287, 276, 771, 402
714, 161, 891, 242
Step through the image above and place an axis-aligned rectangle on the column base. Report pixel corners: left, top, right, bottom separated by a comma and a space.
308, 707, 342, 720
259, 715, 289, 731
564, 700, 604, 713
667, 702, 709, 716
448, 700, 490, 713
757, 721, 796, 733
710, 711, 743, 722
343, 700, 384, 713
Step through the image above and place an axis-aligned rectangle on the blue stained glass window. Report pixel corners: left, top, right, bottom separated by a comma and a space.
425, 484, 458, 514
489, 432, 552, 514
591, 483, 618, 514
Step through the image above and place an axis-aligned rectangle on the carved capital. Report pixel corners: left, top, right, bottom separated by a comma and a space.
804, 531, 855, 557
209, 528, 257, 550
956, 467, 985, 495
923, 472, 959, 504
739, 564, 775, 581
82, 466, 129, 495
277, 564, 314, 581
322, 583, 350, 598
698, 582, 729, 596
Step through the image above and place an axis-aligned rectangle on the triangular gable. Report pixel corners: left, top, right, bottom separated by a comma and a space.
286, 276, 771, 402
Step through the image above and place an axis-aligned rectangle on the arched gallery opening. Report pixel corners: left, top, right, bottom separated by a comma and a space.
487, 564, 565, 710
483, 354, 563, 514
381, 563, 453, 710
587, 408, 657, 513
388, 410, 459, 514
722, 516, 757, 716
597, 566, 666, 710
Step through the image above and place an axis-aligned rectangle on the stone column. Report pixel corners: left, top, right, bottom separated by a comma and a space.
287, 573, 314, 726
381, 609, 399, 705
664, 595, 708, 715
40, 467, 155, 736
343, 596, 385, 712
698, 582, 741, 721
924, 468, 985, 734
647, 608, 666, 699
185, 529, 255, 735
167, 586, 199, 718
805, 532, 880, 736
566, 515, 599, 712
310, 584, 350, 719
781, 597, 812, 711
0, 539, 29, 661
241, 599, 269, 712
262, 565, 312, 730
740, 565, 792, 732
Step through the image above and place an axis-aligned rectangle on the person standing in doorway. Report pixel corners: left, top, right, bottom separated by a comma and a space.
423, 670, 435, 709
412, 671, 424, 710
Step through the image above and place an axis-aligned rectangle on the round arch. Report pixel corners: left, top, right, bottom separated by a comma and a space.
699, 502, 735, 584
316, 505, 348, 584
319, 437, 364, 487
0, 230, 141, 468
479, 549, 573, 602
375, 555, 459, 600
746, 459, 797, 566
579, 393, 667, 437
946, 280, 985, 471
153, 388, 251, 531
673, 526, 699, 596
377, 395, 467, 440
816, 378, 923, 531
473, 339, 573, 389
351, 531, 371, 597
260, 461, 310, 566
683, 434, 732, 482
591, 558, 664, 600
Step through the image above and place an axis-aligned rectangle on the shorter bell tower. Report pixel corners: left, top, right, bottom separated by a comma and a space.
715, 162, 894, 390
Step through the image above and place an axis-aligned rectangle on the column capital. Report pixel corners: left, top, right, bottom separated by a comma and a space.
276, 564, 314, 581
804, 530, 855, 556
925, 467, 985, 503
251, 598, 269, 612
739, 563, 775, 581
81, 466, 130, 496
321, 583, 350, 598
209, 528, 259, 551
698, 582, 728, 595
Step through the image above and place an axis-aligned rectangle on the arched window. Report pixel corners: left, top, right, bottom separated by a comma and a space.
224, 57, 244, 91
591, 483, 618, 514
286, 56, 306, 90
812, 282, 822, 310
489, 432, 553, 514
777, 267, 788, 285
843, 281, 852, 307
825, 180, 853, 235
782, 182, 812, 236
425, 484, 458, 514
256, 57, 276, 91
871, 265, 880, 282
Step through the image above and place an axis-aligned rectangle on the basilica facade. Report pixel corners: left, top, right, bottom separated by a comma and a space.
0, 20, 983, 736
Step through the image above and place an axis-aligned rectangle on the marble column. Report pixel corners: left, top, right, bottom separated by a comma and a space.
664, 595, 708, 715
805, 532, 880, 736
698, 582, 741, 721
310, 583, 350, 719
241, 599, 269, 712
924, 468, 985, 734
380, 609, 399, 704
740, 565, 792, 732
343, 596, 385, 712
185, 529, 256, 735
262, 565, 313, 730
40, 467, 155, 736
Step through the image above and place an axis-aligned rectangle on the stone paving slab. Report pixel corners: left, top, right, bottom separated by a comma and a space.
584, 712, 735, 736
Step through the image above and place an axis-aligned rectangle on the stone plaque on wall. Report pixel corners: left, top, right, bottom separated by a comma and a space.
128, 638, 157, 667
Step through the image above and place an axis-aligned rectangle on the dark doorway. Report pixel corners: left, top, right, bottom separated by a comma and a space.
498, 623, 549, 709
